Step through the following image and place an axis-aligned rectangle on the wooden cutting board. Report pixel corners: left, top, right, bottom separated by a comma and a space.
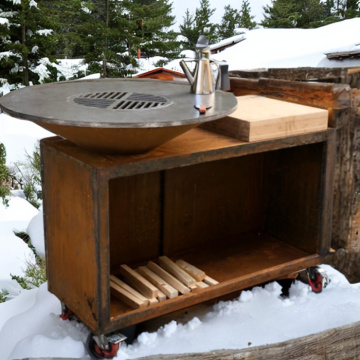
202, 95, 328, 142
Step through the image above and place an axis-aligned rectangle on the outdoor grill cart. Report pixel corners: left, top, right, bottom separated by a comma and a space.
0, 78, 334, 359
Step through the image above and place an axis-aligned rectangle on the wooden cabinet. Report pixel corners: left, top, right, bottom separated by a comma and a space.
40, 126, 335, 335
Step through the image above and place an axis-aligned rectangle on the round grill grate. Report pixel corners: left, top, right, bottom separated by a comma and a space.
72, 91, 171, 111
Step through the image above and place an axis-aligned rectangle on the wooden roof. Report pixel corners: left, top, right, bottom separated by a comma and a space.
134, 68, 186, 81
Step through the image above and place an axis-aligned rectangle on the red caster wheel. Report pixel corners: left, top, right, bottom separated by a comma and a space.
86, 332, 126, 359
307, 266, 330, 293
59, 303, 74, 320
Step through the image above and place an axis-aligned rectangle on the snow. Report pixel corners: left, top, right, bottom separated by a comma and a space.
211, 18, 360, 70
210, 34, 246, 52
31, 45, 39, 54
1, 18, 360, 360
0, 196, 37, 298
31, 57, 53, 83
0, 112, 52, 164
0, 50, 22, 61
36, 29, 53, 36
29, 0, 38, 8
0, 18, 9, 26
0, 262, 359, 359
27, 208, 45, 257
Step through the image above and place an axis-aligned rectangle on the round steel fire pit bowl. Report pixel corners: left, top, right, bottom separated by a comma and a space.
0, 78, 237, 154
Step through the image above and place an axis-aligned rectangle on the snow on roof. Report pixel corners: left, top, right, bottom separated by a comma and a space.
210, 18, 360, 71
210, 34, 246, 54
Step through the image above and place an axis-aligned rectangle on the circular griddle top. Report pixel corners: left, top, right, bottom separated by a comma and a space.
0, 78, 237, 128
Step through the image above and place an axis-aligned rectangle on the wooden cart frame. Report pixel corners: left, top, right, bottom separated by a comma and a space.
41, 123, 335, 335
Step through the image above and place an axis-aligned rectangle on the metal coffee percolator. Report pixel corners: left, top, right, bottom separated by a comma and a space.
180, 35, 228, 111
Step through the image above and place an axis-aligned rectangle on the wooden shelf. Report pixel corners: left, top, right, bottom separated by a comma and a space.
109, 232, 319, 329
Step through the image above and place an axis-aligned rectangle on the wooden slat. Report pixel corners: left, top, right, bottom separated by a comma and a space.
137, 266, 178, 299
110, 275, 149, 306
196, 281, 209, 289
148, 298, 159, 305
157, 291, 167, 302
148, 261, 190, 295
158, 256, 196, 286
110, 281, 147, 309
176, 259, 206, 281
203, 275, 219, 286
119, 264, 159, 299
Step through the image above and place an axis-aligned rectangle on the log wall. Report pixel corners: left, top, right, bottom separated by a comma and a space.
229, 72, 360, 282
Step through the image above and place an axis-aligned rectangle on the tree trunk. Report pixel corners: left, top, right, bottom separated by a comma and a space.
21, 21, 29, 86
103, 0, 109, 78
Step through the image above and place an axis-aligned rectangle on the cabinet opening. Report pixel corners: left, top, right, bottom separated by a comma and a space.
109, 142, 324, 320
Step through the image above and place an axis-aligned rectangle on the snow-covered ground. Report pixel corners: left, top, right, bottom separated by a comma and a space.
1, 18, 360, 359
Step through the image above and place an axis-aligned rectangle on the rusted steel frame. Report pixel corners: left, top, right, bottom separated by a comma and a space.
102, 131, 330, 180
40, 141, 101, 331
230, 77, 352, 111
105, 255, 319, 332
93, 170, 111, 334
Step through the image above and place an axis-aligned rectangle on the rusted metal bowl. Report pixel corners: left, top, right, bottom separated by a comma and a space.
0, 78, 237, 154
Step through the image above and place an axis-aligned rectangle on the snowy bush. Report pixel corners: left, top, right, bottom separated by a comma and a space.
11, 142, 42, 209
0, 143, 11, 207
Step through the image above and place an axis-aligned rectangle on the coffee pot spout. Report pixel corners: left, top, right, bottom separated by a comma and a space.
179, 60, 195, 86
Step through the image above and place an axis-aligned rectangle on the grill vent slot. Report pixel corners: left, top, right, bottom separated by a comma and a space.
74, 97, 115, 109
73, 92, 170, 110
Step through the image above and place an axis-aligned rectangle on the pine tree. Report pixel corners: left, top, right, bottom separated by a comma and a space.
296, 0, 327, 27
239, 0, 256, 29
262, 0, 329, 28
74, 0, 179, 77
262, 0, 358, 28
0, 0, 59, 87
217, 5, 241, 40
123, 0, 180, 61
179, 9, 198, 49
179, 0, 217, 49
334, 0, 360, 18
0, 143, 11, 207
69, 0, 133, 77
262, 0, 299, 28
195, 0, 217, 43
38, 0, 91, 59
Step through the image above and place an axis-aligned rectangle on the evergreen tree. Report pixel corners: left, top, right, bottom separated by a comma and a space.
0, 0, 59, 87
123, 0, 180, 61
217, 2, 256, 40
262, 0, 328, 28
262, 0, 359, 28
73, 0, 179, 77
179, 0, 217, 49
217, 5, 241, 40
239, 0, 256, 29
38, 0, 92, 59
296, 0, 327, 28
179, 9, 198, 49
0, 143, 10, 207
262, 0, 299, 28
334, 0, 360, 18
195, 0, 217, 43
